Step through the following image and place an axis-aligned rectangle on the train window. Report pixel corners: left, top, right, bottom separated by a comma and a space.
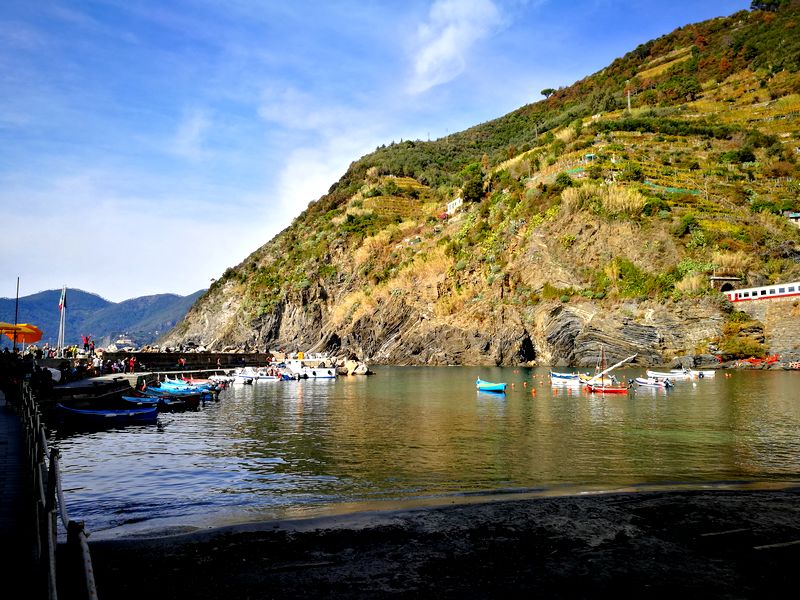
769, 289, 776, 294
743, 292, 750, 297
790, 287, 796, 292
761, 290, 767, 295
779, 288, 785, 293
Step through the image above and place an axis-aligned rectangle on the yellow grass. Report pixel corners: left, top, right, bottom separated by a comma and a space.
675, 273, 708, 295
636, 46, 693, 80
712, 251, 753, 276
354, 229, 393, 266
561, 184, 646, 216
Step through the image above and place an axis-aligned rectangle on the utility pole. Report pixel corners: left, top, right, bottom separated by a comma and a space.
626, 80, 631, 112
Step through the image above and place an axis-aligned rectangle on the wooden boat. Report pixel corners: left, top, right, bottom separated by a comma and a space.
585, 382, 629, 394
476, 378, 507, 393
55, 402, 158, 426
583, 350, 636, 394
550, 371, 581, 382
634, 377, 673, 389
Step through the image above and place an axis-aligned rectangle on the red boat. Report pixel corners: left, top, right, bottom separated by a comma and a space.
583, 348, 636, 395
585, 382, 629, 394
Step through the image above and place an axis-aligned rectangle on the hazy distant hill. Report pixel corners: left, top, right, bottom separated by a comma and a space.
0, 288, 205, 348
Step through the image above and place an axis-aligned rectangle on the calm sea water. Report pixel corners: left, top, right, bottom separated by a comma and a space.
49, 366, 800, 539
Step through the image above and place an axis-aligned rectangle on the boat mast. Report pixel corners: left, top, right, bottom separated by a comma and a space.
587, 352, 637, 384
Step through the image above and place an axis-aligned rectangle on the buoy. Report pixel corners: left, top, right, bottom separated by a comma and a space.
523, 381, 527, 387
531, 389, 537, 396
511, 383, 515, 389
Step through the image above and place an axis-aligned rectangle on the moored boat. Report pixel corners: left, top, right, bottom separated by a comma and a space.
121, 395, 200, 412
284, 359, 337, 379
647, 370, 692, 380
585, 382, 629, 394
55, 403, 158, 426
476, 378, 507, 393
634, 377, 673, 388
550, 371, 581, 382
675, 369, 715, 378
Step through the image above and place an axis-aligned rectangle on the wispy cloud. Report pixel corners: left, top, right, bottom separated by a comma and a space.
171, 108, 212, 160
258, 85, 360, 134
407, 0, 504, 94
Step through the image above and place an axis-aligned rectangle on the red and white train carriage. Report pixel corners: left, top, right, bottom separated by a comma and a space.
723, 281, 800, 302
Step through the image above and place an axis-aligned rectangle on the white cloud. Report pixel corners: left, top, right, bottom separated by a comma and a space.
258, 84, 385, 217
407, 0, 504, 94
258, 85, 359, 134
171, 108, 212, 159
274, 137, 368, 218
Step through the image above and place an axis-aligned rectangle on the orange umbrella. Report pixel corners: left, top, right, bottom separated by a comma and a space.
0, 322, 43, 345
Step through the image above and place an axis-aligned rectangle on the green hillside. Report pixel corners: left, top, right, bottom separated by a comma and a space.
167, 3, 800, 364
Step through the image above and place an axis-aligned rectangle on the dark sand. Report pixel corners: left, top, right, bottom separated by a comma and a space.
71, 488, 800, 599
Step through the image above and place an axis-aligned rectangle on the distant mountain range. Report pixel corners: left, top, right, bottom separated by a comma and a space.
0, 288, 205, 349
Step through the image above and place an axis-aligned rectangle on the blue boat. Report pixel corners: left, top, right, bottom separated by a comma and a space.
120, 395, 200, 412
55, 403, 158, 426
476, 378, 507, 393
549, 371, 582, 384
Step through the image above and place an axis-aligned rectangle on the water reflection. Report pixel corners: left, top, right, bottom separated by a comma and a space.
50, 367, 800, 536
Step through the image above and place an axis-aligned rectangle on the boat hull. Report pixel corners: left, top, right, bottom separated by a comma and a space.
585, 383, 629, 394
476, 379, 507, 393
55, 403, 158, 426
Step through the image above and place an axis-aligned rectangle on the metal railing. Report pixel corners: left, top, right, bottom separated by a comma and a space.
16, 382, 98, 600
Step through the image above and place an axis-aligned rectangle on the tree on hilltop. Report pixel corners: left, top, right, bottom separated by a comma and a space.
750, 0, 787, 11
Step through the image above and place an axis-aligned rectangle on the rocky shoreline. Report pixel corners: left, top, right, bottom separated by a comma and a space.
79, 487, 800, 599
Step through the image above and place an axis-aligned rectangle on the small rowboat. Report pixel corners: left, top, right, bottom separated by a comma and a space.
476, 378, 507, 393
585, 382, 629, 394
550, 371, 582, 385
647, 370, 692, 380
55, 403, 158, 426
634, 377, 673, 388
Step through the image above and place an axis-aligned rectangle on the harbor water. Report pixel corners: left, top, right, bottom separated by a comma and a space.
49, 366, 800, 539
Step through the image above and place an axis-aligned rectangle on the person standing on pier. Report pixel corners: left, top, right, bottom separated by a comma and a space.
129, 356, 136, 373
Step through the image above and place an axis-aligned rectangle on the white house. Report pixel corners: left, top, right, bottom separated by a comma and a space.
446, 196, 463, 215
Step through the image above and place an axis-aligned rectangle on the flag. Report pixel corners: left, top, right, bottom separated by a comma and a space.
59, 286, 67, 311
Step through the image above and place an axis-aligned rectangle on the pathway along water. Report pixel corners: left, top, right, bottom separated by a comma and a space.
47, 366, 800, 539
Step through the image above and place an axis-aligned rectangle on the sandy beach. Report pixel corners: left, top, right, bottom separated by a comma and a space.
72, 487, 800, 599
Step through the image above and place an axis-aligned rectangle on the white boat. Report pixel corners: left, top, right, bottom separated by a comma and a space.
634, 377, 673, 388
284, 359, 337, 379
648, 369, 715, 380
676, 369, 715, 379
550, 371, 581, 381
233, 367, 258, 384
647, 370, 692, 380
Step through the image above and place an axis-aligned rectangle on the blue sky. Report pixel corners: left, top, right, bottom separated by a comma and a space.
1, 0, 750, 302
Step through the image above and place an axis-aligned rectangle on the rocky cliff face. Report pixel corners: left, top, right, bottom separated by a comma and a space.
164, 273, 731, 367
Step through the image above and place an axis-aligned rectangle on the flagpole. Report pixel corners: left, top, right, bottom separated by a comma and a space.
13, 276, 19, 353
57, 284, 66, 357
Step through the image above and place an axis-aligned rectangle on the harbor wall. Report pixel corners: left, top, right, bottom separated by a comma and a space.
734, 296, 800, 355
39, 352, 273, 371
